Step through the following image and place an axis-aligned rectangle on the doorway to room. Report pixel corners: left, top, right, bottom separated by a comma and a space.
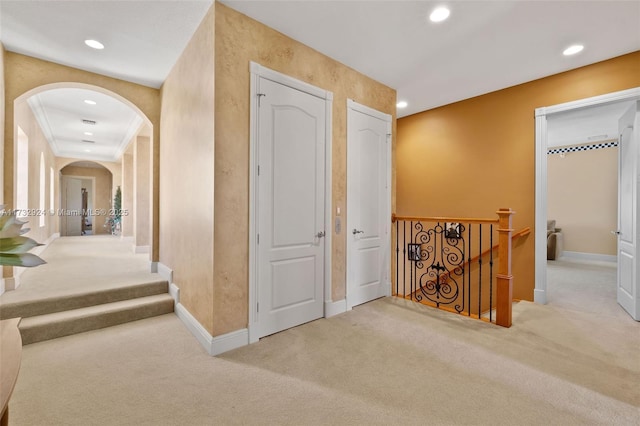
535, 88, 640, 321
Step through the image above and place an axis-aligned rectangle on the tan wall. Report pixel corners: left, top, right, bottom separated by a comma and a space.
548, 147, 618, 255
14, 100, 58, 245
121, 152, 134, 237
159, 5, 215, 333
214, 3, 396, 336
1, 43, 5, 206
3, 52, 161, 260
60, 165, 112, 234
133, 136, 150, 248
397, 51, 640, 301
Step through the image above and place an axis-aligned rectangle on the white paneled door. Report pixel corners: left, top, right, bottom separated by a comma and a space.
346, 101, 391, 309
256, 77, 326, 338
617, 101, 639, 320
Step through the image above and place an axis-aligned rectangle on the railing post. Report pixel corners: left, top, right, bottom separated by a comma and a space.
496, 208, 514, 327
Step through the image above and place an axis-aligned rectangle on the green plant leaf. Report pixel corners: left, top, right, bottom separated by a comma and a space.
0, 236, 42, 254
0, 253, 46, 267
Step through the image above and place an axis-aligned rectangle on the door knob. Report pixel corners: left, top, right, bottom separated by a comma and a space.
611, 230, 621, 235
316, 231, 325, 238
352, 229, 364, 235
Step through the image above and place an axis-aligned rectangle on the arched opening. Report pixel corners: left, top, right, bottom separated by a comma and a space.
60, 161, 112, 237
4, 83, 155, 291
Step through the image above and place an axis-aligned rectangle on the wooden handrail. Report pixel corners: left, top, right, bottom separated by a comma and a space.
406, 226, 530, 293
392, 213, 498, 225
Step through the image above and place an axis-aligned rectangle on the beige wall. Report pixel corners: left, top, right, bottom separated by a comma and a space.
60, 165, 112, 235
397, 51, 640, 301
1, 43, 5, 206
213, 3, 396, 336
3, 52, 161, 260
548, 147, 618, 255
121, 152, 134, 237
133, 136, 150, 248
14, 99, 58, 245
159, 5, 215, 333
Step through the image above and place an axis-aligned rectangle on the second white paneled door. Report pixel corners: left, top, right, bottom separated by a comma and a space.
346, 100, 391, 309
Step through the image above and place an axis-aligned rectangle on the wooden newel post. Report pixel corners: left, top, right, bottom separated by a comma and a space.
496, 208, 514, 327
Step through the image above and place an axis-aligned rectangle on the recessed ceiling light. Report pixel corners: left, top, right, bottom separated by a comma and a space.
430, 6, 450, 23
563, 44, 584, 56
397, 101, 408, 109
84, 149, 92, 153
84, 132, 93, 136
84, 99, 96, 105
84, 39, 104, 50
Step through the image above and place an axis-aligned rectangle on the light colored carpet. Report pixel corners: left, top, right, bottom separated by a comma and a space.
9, 294, 640, 425
547, 258, 628, 320
0, 235, 159, 306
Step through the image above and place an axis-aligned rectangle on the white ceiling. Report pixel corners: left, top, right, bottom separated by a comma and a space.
27, 88, 142, 162
547, 100, 635, 148
1, 0, 639, 162
221, 0, 640, 118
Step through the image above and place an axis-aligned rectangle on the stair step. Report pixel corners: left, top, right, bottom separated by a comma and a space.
19, 294, 174, 345
0, 280, 168, 320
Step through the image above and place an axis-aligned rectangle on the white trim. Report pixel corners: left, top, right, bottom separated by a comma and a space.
211, 328, 249, 356
250, 62, 333, 101
324, 299, 347, 317
3, 277, 16, 292
133, 245, 149, 254
169, 283, 180, 304
175, 303, 214, 354
156, 261, 173, 284
345, 100, 393, 310
248, 62, 333, 343
149, 261, 158, 273
561, 251, 617, 263
175, 303, 248, 356
347, 99, 391, 122
534, 87, 640, 305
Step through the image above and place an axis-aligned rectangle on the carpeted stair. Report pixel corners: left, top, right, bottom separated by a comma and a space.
0, 280, 173, 345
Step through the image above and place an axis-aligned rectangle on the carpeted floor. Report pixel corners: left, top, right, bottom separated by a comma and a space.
8, 265, 640, 426
0, 236, 158, 307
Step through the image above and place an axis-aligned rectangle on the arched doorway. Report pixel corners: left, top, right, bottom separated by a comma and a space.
59, 161, 113, 237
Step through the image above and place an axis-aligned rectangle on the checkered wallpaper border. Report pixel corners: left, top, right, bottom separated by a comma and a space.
547, 141, 618, 155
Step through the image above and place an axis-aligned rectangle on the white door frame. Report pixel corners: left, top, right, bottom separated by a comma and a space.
534, 87, 640, 304
346, 99, 392, 310
248, 62, 333, 343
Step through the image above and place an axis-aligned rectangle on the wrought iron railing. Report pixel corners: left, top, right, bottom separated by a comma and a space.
392, 209, 517, 327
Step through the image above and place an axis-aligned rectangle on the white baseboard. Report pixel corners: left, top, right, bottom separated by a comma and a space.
120, 235, 134, 243
211, 328, 249, 356
134, 245, 149, 254
0, 278, 4, 296
534, 288, 547, 304
325, 299, 347, 317
4, 277, 16, 291
562, 251, 617, 263
169, 283, 180, 304
174, 302, 248, 356
150, 261, 158, 273
156, 262, 173, 284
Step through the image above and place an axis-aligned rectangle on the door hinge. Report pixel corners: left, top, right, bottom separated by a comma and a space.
258, 165, 260, 176
257, 93, 266, 107
257, 233, 259, 244
257, 302, 259, 313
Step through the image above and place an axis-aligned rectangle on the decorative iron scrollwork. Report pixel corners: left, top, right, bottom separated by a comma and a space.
409, 222, 466, 312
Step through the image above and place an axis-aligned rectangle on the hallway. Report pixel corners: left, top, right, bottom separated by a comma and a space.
1, 235, 160, 308
0, 236, 172, 344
